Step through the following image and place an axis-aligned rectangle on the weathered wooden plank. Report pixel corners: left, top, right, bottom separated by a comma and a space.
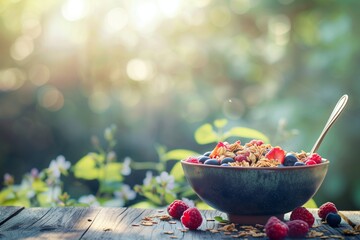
0, 206, 24, 226
0, 207, 101, 240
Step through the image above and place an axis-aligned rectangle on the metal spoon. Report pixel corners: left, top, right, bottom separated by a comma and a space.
310, 94, 348, 154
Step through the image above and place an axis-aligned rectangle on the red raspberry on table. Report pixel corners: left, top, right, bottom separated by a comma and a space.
306, 153, 322, 164
185, 157, 199, 164
265, 216, 288, 240
290, 207, 315, 227
167, 200, 189, 219
318, 202, 338, 220
181, 207, 203, 230
286, 220, 309, 238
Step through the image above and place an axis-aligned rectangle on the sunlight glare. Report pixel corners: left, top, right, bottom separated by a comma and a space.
62, 0, 89, 21
130, 1, 159, 33
104, 8, 128, 33
157, 0, 181, 18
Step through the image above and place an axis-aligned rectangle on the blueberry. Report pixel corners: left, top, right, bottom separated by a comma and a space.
198, 156, 210, 163
203, 151, 212, 156
294, 162, 306, 166
326, 213, 341, 227
221, 157, 234, 164
221, 163, 230, 166
204, 159, 220, 165
283, 153, 298, 166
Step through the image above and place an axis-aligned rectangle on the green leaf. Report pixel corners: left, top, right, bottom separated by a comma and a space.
196, 201, 214, 210
214, 216, 229, 223
164, 192, 176, 204
101, 162, 123, 181
32, 179, 48, 192
99, 181, 123, 193
73, 154, 100, 180
0, 188, 14, 203
194, 123, 218, 145
143, 191, 162, 205
170, 162, 184, 182
225, 127, 270, 143
214, 119, 228, 129
303, 198, 317, 208
164, 149, 200, 161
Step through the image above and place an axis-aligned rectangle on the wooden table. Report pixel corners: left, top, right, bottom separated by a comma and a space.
0, 207, 359, 239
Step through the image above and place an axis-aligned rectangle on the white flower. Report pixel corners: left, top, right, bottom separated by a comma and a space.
121, 157, 132, 176
43, 186, 62, 204
78, 194, 100, 207
48, 155, 71, 178
143, 171, 153, 186
155, 171, 174, 190
114, 184, 136, 201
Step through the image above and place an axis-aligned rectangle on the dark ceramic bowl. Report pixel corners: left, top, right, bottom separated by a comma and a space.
181, 160, 329, 224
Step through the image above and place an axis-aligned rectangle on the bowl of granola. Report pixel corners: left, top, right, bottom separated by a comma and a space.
181, 140, 329, 224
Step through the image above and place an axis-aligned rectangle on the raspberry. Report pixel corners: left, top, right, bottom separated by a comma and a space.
167, 200, 189, 219
234, 151, 250, 162
265, 147, 286, 163
306, 153, 322, 164
286, 220, 309, 238
265, 216, 288, 240
318, 202, 338, 220
185, 157, 199, 164
305, 160, 317, 165
249, 139, 264, 146
290, 207, 315, 227
181, 207, 203, 230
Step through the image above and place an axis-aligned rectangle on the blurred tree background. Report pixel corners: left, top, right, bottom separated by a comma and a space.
0, 0, 359, 210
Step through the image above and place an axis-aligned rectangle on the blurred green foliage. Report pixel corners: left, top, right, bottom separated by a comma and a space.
1, 0, 360, 209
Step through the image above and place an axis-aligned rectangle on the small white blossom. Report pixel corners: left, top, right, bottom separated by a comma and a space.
114, 184, 136, 201
43, 186, 62, 204
121, 157, 132, 176
143, 171, 153, 186
48, 155, 71, 178
155, 171, 174, 190
78, 194, 100, 207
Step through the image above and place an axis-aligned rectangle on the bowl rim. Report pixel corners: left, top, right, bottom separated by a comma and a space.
181, 159, 329, 170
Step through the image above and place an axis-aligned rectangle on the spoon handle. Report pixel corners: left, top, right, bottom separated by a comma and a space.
310, 94, 348, 154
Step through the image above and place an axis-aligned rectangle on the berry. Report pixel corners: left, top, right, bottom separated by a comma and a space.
265, 147, 286, 163
249, 139, 264, 146
283, 153, 298, 166
167, 200, 189, 219
294, 162, 306, 166
305, 160, 316, 165
185, 157, 199, 164
306, 153, 322, 164
286, 220, 309, 238
204, 159, 220, 165
221, 157, 234, 164
318, 202, 338, 220
234, 151, 250, 162
290, 207, 315, 227
198, 156, 209, 163
203, 151, 211, 156
221, 163, 230, 166
265, 216, 288, 240
326, 212, 341, 227
209, 142, 227, 158
181, 207, 203, 230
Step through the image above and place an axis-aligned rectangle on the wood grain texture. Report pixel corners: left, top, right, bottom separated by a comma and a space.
0, 207, 358, 239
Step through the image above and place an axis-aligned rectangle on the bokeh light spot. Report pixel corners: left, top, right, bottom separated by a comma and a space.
10, 36, 34, 61
38, 86, 64, 111
229, 0, 251, 15
22, 18, 42, 39
0, 68, 26, 91
62, 0, 89, 21
126, 59, 155, 81
104, 8, 128, 33
158, 0, 181, 18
